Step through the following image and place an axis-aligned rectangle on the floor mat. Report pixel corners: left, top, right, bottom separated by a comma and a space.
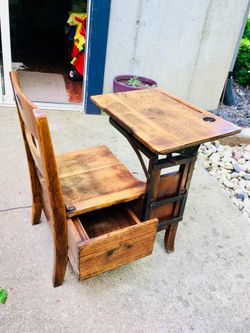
18, 70, 68, 103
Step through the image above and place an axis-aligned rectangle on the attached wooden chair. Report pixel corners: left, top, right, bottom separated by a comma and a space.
10, 71, 158, 287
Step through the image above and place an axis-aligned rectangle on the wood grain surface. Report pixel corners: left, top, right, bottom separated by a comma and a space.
91, 88, 241, 154
11, 70, 148, 287
75, 206, 158, 280
10, 71, 68, 287
57, 145, 146, 217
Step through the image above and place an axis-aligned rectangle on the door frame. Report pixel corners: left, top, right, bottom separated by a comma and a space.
83, 0, 111, 114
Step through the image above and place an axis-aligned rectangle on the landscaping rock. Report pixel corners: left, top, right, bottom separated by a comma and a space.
243, 174, 250, 181
238, 158, 246, 164
223, 179, 234, 189
230, 172, 239, 179
224, 162, 233, 170
235, 192, 248, 201
212, 82, 250, 128
233, 151, 243, 160
199, 141, 250, 221
239, 179, 247, 188
203, 161, 211, 169
233, 163, 243, 172
210, 153, 220, 163
243, 152, 250, 160
246, 181, 250, 191
238, 171, 246, 177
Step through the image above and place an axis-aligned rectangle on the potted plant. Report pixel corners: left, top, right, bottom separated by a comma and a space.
113, 75, 157, 93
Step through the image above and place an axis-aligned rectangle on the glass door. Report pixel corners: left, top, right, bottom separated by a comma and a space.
8, 0, 86, 105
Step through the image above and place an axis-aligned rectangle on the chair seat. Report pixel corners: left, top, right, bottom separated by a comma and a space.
56, 145, 146, 217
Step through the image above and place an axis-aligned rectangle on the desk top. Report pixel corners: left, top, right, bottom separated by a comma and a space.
91, 88, 241, 155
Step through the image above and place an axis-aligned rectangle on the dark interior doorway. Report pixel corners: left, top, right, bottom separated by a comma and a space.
9, 0, 86, 103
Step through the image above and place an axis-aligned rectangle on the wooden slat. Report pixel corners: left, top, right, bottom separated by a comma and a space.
126, 208, 141, 225
151, 171, 182, 220
25, 130, 43, 175
61, 167, 146, 216
56, 145, 121, 178
67, 219, 81, 272
10, 71, 40, 139
91, 88, 241, 154
74, 218, 89, 241
157, 172, 181, 199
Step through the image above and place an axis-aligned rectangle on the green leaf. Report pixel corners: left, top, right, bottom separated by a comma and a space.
0, 289, 8, 304
243, 17, 250, 40
234, 38, 250, 86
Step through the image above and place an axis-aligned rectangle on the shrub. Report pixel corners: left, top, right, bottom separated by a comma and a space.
234, 38, 250, 86
234, 18, 250, 86
242, 17, 250, 40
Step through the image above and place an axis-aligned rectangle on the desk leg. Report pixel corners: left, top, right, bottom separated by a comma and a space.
164, 223, 178, 253
144, 155, 161, 221
144, 151, 198, 253
109, 118, 199, 252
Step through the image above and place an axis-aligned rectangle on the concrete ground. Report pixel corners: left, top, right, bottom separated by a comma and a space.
0, 106, 250, 333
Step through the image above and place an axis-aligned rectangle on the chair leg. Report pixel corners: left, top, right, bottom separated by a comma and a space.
51, 214, 68, 287
164, 223, 179, 253
52, 242, 68, 287
32, 200, 42, 225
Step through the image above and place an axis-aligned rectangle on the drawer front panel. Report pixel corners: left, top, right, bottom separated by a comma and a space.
78, 218, 157, 280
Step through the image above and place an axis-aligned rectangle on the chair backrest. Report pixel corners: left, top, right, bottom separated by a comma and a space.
10, 71, 67, 262
10, 71, 56, 182
10, 70, 63, 201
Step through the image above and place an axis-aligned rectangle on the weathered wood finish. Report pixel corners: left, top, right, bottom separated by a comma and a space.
68, 206, 158, 280
10, 71, 68, 287
150, 171, 182, 221
92, 88, 241, 253
10, 70, 150, 286
91, 88, 241, 155
143, 153, 197, 253
57, 146, 146, 217
163, 161, 194, 252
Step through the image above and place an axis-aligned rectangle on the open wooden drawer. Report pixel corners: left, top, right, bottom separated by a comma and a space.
68, 204, 158, 280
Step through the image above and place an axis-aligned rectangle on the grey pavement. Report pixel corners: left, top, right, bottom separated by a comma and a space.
0, 106, 250, 333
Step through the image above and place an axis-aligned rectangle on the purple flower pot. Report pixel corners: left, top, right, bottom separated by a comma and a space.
113, 75, 157, 93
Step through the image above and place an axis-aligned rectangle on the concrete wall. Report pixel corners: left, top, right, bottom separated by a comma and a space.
103, 0, 249, 110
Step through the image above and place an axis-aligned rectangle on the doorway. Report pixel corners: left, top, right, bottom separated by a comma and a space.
0, 0, 111, 113
9, 0, 86, 104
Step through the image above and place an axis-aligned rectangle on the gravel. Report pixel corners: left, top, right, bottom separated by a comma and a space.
199, 141, 250, 222
201, 83, 250, 218
212, 83, 250, 127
